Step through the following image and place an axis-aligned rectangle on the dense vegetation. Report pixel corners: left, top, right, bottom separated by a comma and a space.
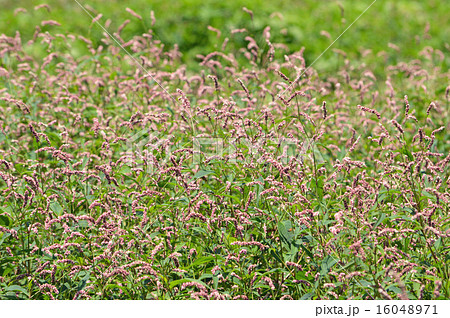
0, 1, 448, 299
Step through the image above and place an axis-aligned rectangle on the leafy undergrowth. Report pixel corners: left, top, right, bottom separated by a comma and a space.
0, 7, 449, 300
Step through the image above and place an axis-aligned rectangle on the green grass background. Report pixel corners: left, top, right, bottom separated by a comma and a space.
1, 0, 449, 74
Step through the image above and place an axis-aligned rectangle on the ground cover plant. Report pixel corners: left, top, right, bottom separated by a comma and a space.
0, 2, 449, 300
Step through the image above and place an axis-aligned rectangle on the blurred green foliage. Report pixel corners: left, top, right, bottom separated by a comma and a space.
1, 0, 449, 74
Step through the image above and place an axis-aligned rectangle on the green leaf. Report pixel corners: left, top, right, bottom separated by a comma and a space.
49, 201, 63, 216
421, 190, 435, 200
6, 285, 28, 295
401, 146, 414, 161
270, 248, 284, 264
14, 163, 26, 175
213, 274, 219, 289
59, 282, 72, 294
0, 215, 11, 227
320, 255, 337, 275
192, 170, 214, 180
434, 237, 442, 250
358, 280, 373, 288
0, 232, 11, 246
386, 285, 403, 295
372, 213, 386, 229
299, 244, 314, 260
77, 220, 89, 228
2, 266, 14, 277
199, 273, 213, 280
46, 131, 61, 146
311, 176, 324, 201
189, 256, 215, 267
278, 220, 294, 246
300, 292, 314, 300
77, 271, 90, 291
81, 155, 89, 169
